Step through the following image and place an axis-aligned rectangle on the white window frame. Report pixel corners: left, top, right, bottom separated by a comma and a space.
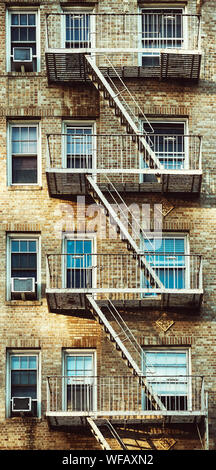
61, 7, 96, 50
6, 8, 40, 73
62, 120, 96, 172
7, 121, 41, 187
142, 347, 192, 411
6, 234, 41, 301
62, 349, 97, 412
138, 5, 187, 65
6, 349, 41, 418
62, 232, 97, 290
140, 232, 190, 290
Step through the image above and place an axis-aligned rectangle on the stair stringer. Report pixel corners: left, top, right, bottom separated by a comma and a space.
87, 417, 112, 450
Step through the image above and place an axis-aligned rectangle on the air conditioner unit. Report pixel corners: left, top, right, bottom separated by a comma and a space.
11, 277, 35, 293
12, 396, 32, 413
12, 47, 33, 71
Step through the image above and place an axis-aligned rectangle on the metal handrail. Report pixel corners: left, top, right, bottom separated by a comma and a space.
45, 12, 201, 51
46, 133, 202, 171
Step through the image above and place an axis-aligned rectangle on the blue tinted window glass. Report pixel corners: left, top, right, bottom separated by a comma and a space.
29, 356, 37, 369
11, 240, 19, 252
20, 356, 28, 369
20, 241, 27, 252
29, 241, 36, 252
11, 356, 20, 370
20, 15, 27, 25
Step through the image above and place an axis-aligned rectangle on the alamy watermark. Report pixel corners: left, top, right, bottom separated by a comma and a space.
53, 196, 163, 245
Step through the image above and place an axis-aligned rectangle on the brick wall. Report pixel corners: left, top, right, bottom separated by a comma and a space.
0, 0, 215, 451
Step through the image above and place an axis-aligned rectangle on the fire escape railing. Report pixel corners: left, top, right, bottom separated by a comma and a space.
46, 253, 203, 295
46, 133, 202, 176
45, 13, 201, 58
46, 375, 206, 415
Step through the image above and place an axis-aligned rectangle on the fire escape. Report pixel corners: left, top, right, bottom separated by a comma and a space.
44, 11, 207, 449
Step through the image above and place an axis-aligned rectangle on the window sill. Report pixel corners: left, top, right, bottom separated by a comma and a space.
7, 71, 45, 77
5, 300, 42, 306
6, 416, 42, 421
8, 185, 42, 191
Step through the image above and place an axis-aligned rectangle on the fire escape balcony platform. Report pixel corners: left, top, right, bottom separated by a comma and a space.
46, 134, 202, 196
46, 168, 202, 197
45, 12, 202, 82
46, 253, 203, 314
46, 289, 203, 315
46, 409, 206, 428
45, 49, 202, 84
46, 374, 207, 428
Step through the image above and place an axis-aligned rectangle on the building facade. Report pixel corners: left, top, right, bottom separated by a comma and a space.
0, 0, 215, 451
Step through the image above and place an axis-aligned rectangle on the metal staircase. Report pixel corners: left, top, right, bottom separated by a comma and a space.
86, 174, 164, 290
87, 417, 112, 450
87, 295, 165, 412
85, 55, 161, 170
83, 57, 167, 446
87, 417, 127, 450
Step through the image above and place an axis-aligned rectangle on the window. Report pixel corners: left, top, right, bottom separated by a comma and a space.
63, 123, 93, 169
140, 120, 187, 183
65, 238, 94, 289
7, 236, 40, 300
65, 12, 92, 49
8, 123, 40, 185
141, 234, 188, 291
142, 349, 190, 411
141, 8, 184, 66
144, 121, 187, 170
7, 351, 40, 417
63, 350, 96, 412
7, 10, 39, 72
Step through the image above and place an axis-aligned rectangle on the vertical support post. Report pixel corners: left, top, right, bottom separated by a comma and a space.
46, 255, 50, 289
47, 377, 50, 413
204, 392, 209, 450
45, 13, 49, 50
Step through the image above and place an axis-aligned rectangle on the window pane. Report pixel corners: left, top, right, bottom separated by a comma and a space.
20, 241, 27, 252
29, 241, 36, 252
11, 28, 19, 41
76, 356, 84, 372
20, 15, 28, 25
145, 351, 187, 375
67, 356, 76, 374
28, 14, 36, 26
11, 240, 19, 252
29, 356, 37, 369
84, 356, 93, 371
20, 28, 28, 42
20, 356, 28, 369
11, 371, 21, 384
11, 14, 19, 25
11, 356, 20, 370
12, 156, 37, 184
